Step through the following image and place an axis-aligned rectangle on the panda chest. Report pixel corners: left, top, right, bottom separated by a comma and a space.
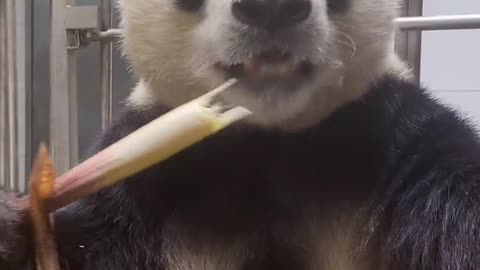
160, 185, 377, 270
155, 137, 379, 270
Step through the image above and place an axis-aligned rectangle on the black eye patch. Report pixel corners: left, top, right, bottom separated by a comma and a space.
175, 0, 204, 12
327, 0, 350, 13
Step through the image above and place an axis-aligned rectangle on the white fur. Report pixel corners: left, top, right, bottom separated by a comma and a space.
116, 1, 411, 268
118, 0, 412, 130
161, 206, 377, 270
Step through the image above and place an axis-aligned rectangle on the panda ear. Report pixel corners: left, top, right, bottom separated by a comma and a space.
175, 0, 204, 12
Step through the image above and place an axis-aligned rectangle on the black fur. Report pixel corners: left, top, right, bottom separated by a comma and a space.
175, 0, 204, 12
1, 75, 480, 269
0, 190, 32, 270
327, 0, 350, 13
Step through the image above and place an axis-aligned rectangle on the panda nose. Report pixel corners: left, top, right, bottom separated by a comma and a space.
232, 0, 312, 29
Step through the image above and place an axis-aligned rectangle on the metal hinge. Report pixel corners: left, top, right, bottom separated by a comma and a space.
65, 5, 98, 50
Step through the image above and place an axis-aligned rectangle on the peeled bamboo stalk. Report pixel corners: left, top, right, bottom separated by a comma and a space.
21, 79, 250, 212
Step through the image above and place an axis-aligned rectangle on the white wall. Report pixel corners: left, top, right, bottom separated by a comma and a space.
420, 0, 480, 128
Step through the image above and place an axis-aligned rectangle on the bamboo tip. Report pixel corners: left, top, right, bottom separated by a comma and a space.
30, 143, 56, 199
198, 78, 252, 126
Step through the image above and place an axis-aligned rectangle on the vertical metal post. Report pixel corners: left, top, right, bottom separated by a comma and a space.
67, 0, 79, 166
15, 0, 28, 193
24, 0, 33, 192
31, 0, 52, 179
100, 0, 113, 130
6, 0, 19, 190
50, 0, 76, 173
405, 0, 423, 84
0, 0, 26, 191
68, 48, 79, 166
395, 0, 423, 85
0, 0, 7, 188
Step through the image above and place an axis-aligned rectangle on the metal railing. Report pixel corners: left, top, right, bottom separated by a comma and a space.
1, 0, 480, 192
1, 0, 24, 192
93, 15, 480, 41
396, 14, 480, 31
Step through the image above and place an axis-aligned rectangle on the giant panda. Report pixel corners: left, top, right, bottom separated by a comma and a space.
1, 0, 480, 269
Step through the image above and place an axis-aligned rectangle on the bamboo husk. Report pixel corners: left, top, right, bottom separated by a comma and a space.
29, 144, 60, 270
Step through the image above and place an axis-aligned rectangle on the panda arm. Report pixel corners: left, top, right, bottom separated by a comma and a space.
0, 189, 33, 270
382, 112, 480, 269
52, 105, 169, 269
384, 167, 480, 269
0, 106, 168, 270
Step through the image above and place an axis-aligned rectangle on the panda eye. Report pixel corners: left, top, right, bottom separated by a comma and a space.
175, 0, 204, 12
327, 0, 350, 13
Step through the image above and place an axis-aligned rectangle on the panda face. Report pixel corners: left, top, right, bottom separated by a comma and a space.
119, 0, 405, 129
174, 0, 350, 13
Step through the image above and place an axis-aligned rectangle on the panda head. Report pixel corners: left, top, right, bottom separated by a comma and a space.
119, 0, 410, 130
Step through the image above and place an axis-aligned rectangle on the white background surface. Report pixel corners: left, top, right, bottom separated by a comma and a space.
421, 0, 480, 128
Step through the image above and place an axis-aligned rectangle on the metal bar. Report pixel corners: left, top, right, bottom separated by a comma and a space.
397, 14, 480, 31
100, 0, 113, 129
31, 0, 52, 182
97, 28, 122, 40
50, 0, 72, 174
0, 0, 21, 191
0, 0, 7, 188
405, 0, 423, 85
394, 0, 422, 83
24, 0, 33, 192
15, 0, 28, 193
68, 48, 79, 166
6, 0, 19, 190
92, 14, 480, 42
67, 0, 79, 166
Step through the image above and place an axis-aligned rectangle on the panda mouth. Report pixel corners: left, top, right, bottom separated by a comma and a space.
216, 49, 314, 81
